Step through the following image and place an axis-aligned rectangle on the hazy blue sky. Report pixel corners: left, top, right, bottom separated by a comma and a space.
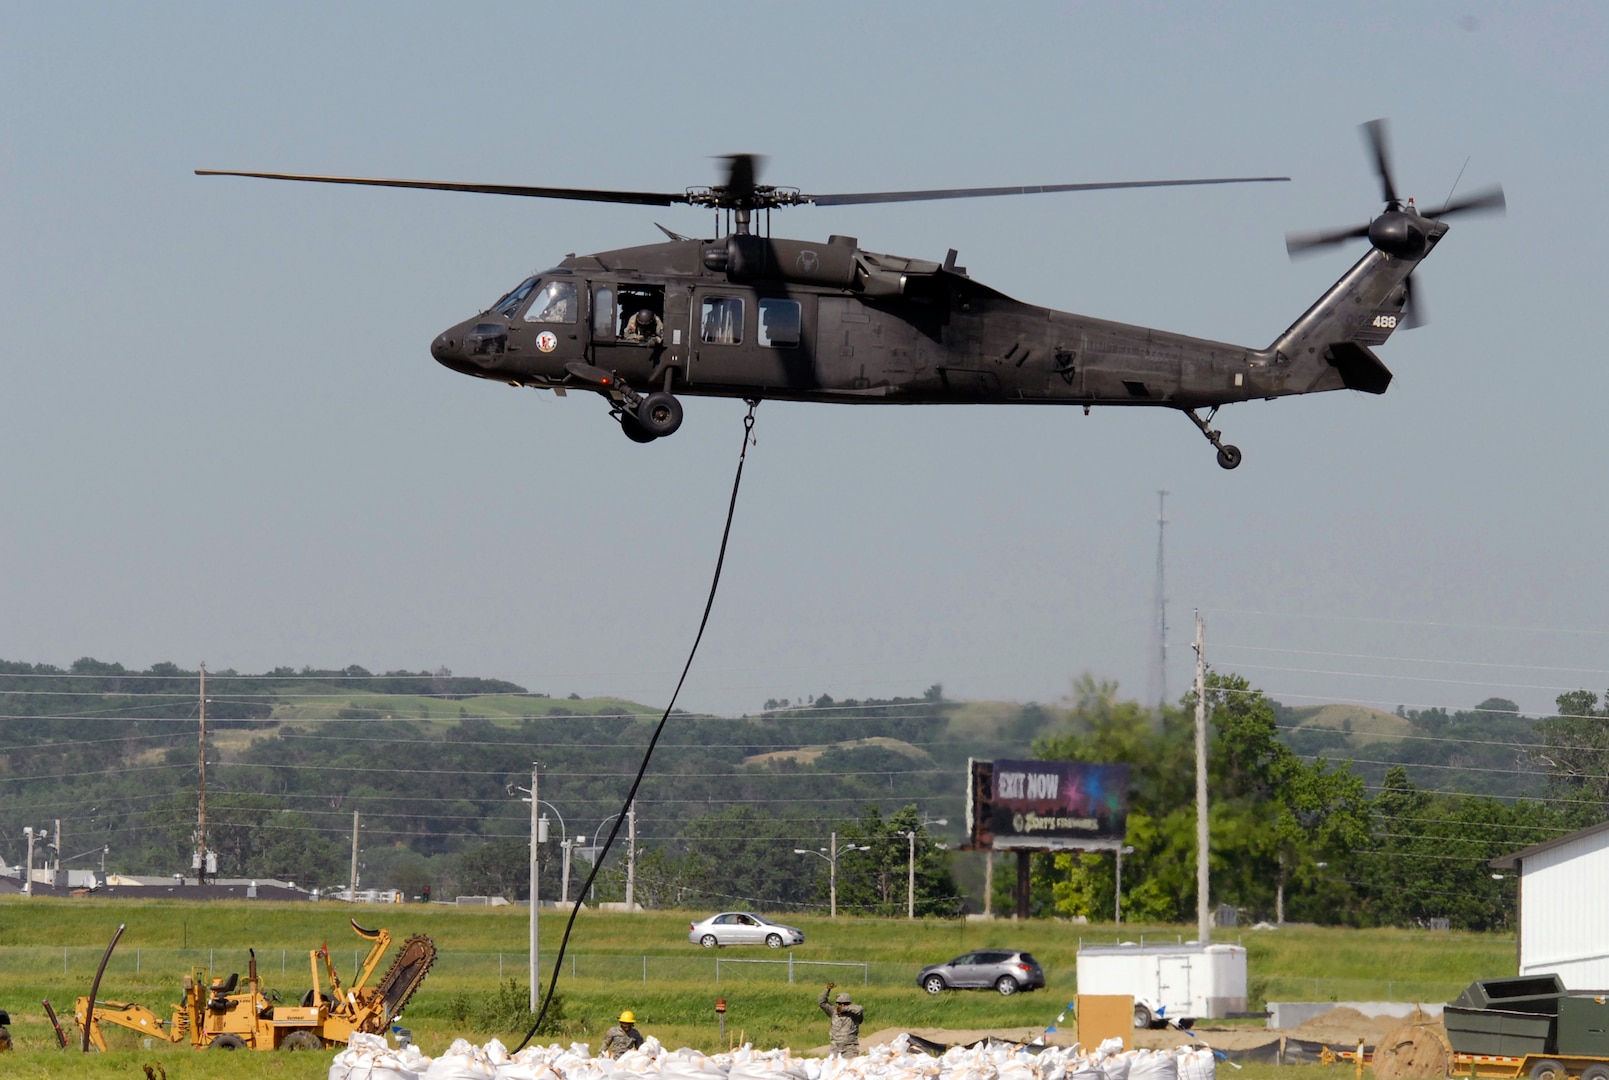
4, 3, 1605, 722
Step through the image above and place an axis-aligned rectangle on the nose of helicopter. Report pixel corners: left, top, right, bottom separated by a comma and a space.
431, 329, 458, 366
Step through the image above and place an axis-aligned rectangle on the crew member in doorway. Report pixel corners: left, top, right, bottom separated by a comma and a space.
622, 308, 664, 345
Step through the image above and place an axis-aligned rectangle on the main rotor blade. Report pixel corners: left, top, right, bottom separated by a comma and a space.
1285, 222, 1371, 257
719, 154, 762, 201
1426, 184, 1506, 219
1363, 118, 1400, 208
195, 170, 690, 207
803, 176, 1289, 207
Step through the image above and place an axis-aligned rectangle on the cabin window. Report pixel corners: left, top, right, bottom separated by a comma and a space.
493, 277, 538, 318
701, 296, 744, 345
592, 287, 615, 337
522, 280, 578, 324
758, 299, 801, 348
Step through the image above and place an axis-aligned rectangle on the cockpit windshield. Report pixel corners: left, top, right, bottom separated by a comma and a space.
522, 280, 578, 324
492, 277, 538, 318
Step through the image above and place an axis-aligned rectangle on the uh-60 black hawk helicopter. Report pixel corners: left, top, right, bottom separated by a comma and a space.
199, 119, 1502, 469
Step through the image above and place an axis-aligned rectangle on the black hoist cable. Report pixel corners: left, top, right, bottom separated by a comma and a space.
515, 400, 760, 1052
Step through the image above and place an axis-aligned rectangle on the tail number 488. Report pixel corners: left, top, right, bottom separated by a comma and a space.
1372, 314, 1398, 329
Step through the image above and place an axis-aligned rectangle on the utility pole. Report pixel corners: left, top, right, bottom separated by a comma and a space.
348, 810, 360, 899
24, 826, 38, 896
560, 839, 572, 906
537, 759, 550, 1017
53, 819, 62, 876
624, 801, 636, 910
1193, 611, 1210, 943
1153, 491, 1169, 709
197, 662, 207, 885
907, 831, 916, 919
982, 852, 993, 918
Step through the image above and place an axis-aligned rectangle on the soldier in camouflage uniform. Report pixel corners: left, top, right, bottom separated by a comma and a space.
600, 1010, 643, 1057
818, 982, 863, 1056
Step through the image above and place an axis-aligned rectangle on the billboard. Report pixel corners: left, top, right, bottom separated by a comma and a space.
966, 758, 1129, 852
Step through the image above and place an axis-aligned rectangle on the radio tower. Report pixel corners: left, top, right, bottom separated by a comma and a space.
1151, 491, 1169, 709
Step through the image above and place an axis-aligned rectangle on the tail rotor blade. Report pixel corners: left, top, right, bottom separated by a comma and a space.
1400, 275, 1426, 329
1363, 118, 1400, 208
1428, 184, 1506, 220
1286, 222, 1371, 257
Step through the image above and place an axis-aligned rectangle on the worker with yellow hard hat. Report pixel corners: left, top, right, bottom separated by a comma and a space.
600, 1009, 644, 1057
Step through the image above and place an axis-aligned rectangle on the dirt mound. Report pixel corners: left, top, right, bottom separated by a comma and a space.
1290, 1006, 1404, 1045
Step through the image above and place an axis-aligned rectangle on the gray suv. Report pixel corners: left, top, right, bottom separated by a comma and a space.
917, 949, 1045, 995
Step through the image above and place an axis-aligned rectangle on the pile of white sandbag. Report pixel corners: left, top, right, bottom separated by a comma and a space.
329, 1031, 1216, 1080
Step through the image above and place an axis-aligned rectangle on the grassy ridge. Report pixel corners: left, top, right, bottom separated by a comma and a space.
0, 897, 1516, 1078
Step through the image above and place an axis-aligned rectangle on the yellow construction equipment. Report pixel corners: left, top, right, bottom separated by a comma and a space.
75, 919, 435, 1052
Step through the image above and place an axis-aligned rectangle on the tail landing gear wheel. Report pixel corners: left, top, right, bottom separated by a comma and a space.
620, 413, 658, 443
1186, 407, 1244, 470
637, 392, 683, 438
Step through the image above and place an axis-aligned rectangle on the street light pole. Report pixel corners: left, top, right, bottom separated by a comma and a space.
907, 831, 916, 919
796, 833, 871, 920
830, 832, 838, 919
530, 763, 539, 1010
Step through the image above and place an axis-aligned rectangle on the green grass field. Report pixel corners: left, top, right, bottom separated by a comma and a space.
0, 896, 1516, 1078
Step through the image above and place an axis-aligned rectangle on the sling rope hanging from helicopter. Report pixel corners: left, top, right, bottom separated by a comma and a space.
516, 400, 760, 1052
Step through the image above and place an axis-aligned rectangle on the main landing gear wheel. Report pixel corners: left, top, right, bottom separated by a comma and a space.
637, 392, 683, 438
620, 413, 658, 443
1186, 407, 1243, 470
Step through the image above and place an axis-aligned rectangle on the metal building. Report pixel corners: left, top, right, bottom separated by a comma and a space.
1492, 819, 1609, 988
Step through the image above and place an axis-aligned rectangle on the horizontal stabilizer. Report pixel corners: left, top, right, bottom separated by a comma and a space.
1325, 341, 1393, 394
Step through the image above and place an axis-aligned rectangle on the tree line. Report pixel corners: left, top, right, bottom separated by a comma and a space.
1, 657, 1605, 927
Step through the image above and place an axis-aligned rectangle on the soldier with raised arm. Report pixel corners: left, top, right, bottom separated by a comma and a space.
818, 982, 863, 1056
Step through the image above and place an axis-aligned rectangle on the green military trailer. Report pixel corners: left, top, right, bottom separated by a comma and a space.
1446, 976, 1609, 1080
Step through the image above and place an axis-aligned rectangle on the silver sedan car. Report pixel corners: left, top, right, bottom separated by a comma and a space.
688, 911, 806, 948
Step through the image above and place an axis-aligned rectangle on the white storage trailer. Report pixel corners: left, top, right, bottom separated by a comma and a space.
1076, 942, 1248, 1027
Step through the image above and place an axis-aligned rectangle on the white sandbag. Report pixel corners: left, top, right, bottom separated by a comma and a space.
1095, 1052, 1130, 1080
1172, 1048, 1213, 1080
659, 1046, 730, 1080
1125, 1050, 1176, 1080
424, 1038, 499, 1080
331, 1031, 427, 1080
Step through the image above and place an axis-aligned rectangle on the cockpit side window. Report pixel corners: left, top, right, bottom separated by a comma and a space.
493, 277, 538, 318
523, 280, 578, 324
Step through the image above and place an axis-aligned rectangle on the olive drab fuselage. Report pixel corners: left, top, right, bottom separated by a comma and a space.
430, 226, 1432, 418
